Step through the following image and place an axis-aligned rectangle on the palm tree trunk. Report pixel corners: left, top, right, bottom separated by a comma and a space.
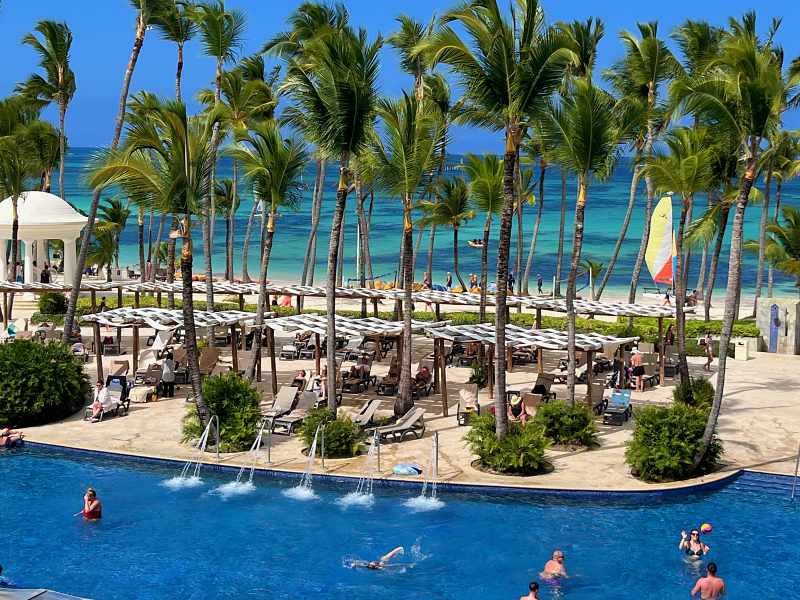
704, 203, 730, 322
228, 160, 238, 281
137, 206, 145, 283
146, 208, 154, 264
248, 210, 276, 380
412, 225, 424, 277
768, 179, 782, 297
523, 159, 546, 294
554, 168, 567, 297
494, 136, 517, 440
628, 171, 655, 304
241, 199, 259, 282
58, 100, 67, 200
356, 187, 368, 317
203, 57, 224, 311
8, 199, 19, 320
596, 160, 642, 299
167, 215, 178, 308
452, 226, 467, 291
693, 150, 758, 471
425, 223, 436, 285
566, 177, 588, 406
150, 214, 165, 283
326, 159, 350, 414
674, 197, 691, 384
224, 213, 231, 281
696, 192, 714, 298
396, 199, 415, 417
336, 211, 345, 287
180, 218, 209, 430
175, 42, 184, 101
514, 152, 523, 298
300, 158, 325, 287
64, 12, 147, 338
479, 213, 492, 323
365, 189, 375, 284
752, 169, 771, 316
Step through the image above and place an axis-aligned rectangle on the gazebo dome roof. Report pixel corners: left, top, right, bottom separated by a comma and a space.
0, 191, 88, 239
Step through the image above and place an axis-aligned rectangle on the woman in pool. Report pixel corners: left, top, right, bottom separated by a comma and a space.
679, 529, 709, 559
79, 488, 103, 520
352, 547, 405, 570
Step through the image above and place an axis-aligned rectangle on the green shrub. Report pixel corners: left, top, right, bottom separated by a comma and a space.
0, 340, 90, 426
38, 292, 68, 315
467, 361, 488, 389
625, 403, 722, 482
183, 373, 261, 452
31, 312, 65, 325
298, 407, 365, 458
672, 378, 714, 409
465, 413, 550, 475
533, 401, 597, 446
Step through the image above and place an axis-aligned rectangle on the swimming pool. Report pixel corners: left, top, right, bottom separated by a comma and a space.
2, 445, 798, 599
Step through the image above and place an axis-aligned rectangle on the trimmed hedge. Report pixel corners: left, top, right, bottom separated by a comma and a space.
533, 401, 597, 447
672, 377, 715, 410
299, 407, 365, 458
465, 413, 550, 475
0, 340, 90, 426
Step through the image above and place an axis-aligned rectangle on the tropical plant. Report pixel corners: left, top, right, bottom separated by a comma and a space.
281, 25, 381, 413
766, 132, 800, 296
151, 0, 196, 100
625, 403, 722, 482
425, 0, 571, 437
464, 413, 550, 475
98, 197, 130, 275
672, 377, 715, 410
387, 14, 435, 100
87, 95, 219, 431
299, 407, 365, 458
745, 206, 800, 296
38, 291, 68, 315
539, 78, 619, 404
0, 340, 90, 426
533, 400, 597, 446
17, 20, 76, 199
17, 119, 60, 193
87, 223, 117, 281
579, 258, 604, 300
227, 120, 307, 380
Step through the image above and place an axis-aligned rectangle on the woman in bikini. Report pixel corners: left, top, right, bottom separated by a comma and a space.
679, 529, 709, 560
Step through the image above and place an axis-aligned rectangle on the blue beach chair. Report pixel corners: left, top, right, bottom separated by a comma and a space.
602, 389, 632, 425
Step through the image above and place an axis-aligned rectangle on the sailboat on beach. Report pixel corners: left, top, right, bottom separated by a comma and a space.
643, 195, 676, 298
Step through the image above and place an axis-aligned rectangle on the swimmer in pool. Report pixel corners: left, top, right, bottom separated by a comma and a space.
540, 550, 567, 579
76, 487, 102, 520
679, 529, 709, 559
353, 547, 405, 570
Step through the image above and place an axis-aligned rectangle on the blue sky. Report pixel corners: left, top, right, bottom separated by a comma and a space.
1, 0, 798, 153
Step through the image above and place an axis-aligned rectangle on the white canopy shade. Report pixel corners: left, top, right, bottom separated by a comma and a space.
0, 191, 87, 239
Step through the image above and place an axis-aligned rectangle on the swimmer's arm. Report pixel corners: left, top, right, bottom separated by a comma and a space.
690, 579, 701, 597
380, 547, 404, 564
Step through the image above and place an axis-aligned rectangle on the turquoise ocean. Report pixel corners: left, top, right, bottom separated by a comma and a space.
61, 148, 799, 298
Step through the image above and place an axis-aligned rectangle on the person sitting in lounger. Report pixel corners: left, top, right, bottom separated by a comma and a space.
507, 395, 531, 423
0, 427, 24, 448
415, 365, 431, 386
90, 380, 112, 422
540, 550, 567, 579
352, 547, 405, 570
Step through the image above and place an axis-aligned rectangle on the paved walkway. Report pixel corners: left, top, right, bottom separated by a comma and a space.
23, 343, 800, 492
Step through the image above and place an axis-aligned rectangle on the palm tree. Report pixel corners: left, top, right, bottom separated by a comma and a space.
98, 197, 130, 276
191, 0, 246, 306
87, 223, 117, 282
462, 154, 504, 322
418, 177, 474, 291
64, 0, 163, 339
387, 15, 434, 101
372, 93, 441, 416
745, 206, 800, 296
88, 96, 219, 431
677, 13, 786, 470
425, 0, 571, 438
212, 178, 237, 280
603, 23, 678, 305
281, 26, 381, 413
17, 20, 76, 200
767, 133, 800, 296
227, 121, 307, 379
17, 119, 60, 192
645, 128, 713, 384
151, 0, 196, 101
580, 258, 604, 299
540, 78, 619, 405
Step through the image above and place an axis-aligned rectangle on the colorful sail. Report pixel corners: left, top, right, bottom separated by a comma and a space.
645, 195, 676, 286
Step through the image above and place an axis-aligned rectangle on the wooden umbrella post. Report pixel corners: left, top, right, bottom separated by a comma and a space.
134, 291, 140, 309
230, 325, 239, 373
238, 293, 244, 311
92, 321, 104, 382
535, 308, 542, 329
268, 327, 277, 395
433, 338, 440, 394
116, 285, 123, 309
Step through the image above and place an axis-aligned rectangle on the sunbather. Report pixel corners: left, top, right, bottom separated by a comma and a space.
414, 365, 432, 386
507, 395, 531, 423
0, 427, 24, 448
90, 380, 111, 422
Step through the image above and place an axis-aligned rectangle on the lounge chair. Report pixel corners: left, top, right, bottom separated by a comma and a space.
342, 362, 373, 393
262, 386, 298, 420
512, 346, 535, 366
457, 384, 480, 426
371, 407, 426, 442
521, 391, 546, 415
588, 382, 608, 415
377, 359, 400, 396
298, 340, 319, 360
280, 344, 299, 360
84, 379, 128, 421
353, 398, 382, 428
110, 360, 130, 377
602, 389, 632, 425
272, 391, 318, 434
531, 373, 556, 401
550, 362, 587, 384
412, 360, 434, 398
71, 342, 90, 363
134, 349, 158, 383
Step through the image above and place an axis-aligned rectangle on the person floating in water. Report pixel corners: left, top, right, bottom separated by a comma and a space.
77, 487, 102, 520
352, 547, 405, 570
691, 562, 725, 599
540, 549, 567, 579
679, 528, 709, 559
520, 581, 539, 599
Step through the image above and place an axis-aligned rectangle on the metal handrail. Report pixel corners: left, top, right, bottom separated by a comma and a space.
791, 442, 800, 500
209, 414, 220, 461
321, 424, 326, 469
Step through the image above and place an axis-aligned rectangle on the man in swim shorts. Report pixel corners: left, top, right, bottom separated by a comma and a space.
691, 562, 725, 599
520, 581, 539, 599
540, 550, 567, 578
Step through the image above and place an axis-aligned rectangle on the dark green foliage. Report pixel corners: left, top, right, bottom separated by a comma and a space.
299, 407, 365, 458
672, 377, 715, 410
0, 340, 90, 426
183, 373, 261, 452
465, 413, 550, 475
533, 401, 597, 446
38, 292, 67, 315
625, 404, 722, 482
467, 360, 488, 389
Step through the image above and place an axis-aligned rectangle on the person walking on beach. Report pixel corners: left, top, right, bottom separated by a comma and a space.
691, 562, 725, 599
703, 332, 714, 372
446, 272, 452, 289
537, 273, 543, 295
520, 581, 539, 599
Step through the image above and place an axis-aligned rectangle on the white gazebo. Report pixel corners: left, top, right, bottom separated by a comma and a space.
0, 191, 87, 284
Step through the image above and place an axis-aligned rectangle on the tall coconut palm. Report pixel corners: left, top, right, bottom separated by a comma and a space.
461, 154, 503, 322
676, 13, 786, 470
418, 176, 474, 291
17, 20, 76, 200
212, 178, 237, 280
603, 23, 678, 305
645, 128, 713, 384
745, 206, 800, 296
17, 119, 60, 192
88, 96, 219, 430
98, 197, 130, 275
372, 93, 441, 416
151, 0, 196, 101
87, 224, 117, 282
767, 133, 800, 296
281, 26, 381, 413
424, 0, 570, 438
227, 121, 307, 380
539, 78, 619, 405
64, 0, 163, 340
388, 15, 434, 101
191, 0, 246, 306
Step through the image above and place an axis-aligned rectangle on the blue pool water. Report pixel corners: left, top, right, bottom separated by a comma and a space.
2, 446, 799, 599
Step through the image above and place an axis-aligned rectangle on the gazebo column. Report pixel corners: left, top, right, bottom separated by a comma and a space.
23, 240, 34, 283
37, 239, 48, 266
62, 237, 77, 284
